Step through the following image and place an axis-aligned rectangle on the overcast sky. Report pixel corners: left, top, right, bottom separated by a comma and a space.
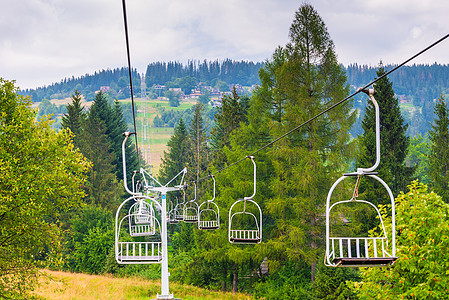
1, 0, 449, 90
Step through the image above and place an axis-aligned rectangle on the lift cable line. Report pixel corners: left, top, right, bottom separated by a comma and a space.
196, 33, 449, 183
121, 0, 140, 168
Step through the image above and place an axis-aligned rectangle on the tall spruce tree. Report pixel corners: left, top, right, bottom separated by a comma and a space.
159, 118, 190, 184
210, 86, 246, 165
89, 92, 138, 185
61, 90, 85, 146
428, 95, 449, 202
357, 64, 413, 203
188, 103, 209, 184
78, 114, 122, 210
249, 3, 355, 283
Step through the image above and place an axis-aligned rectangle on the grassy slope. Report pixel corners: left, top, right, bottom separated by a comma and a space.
133, 98, 196, 176
33, 270, 254, 300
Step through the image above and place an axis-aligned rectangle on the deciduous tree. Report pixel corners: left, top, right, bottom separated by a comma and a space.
0, 78, 90, 298
351, 181, 449, 299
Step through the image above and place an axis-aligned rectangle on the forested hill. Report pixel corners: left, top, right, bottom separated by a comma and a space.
22, 62, 449, 106
20, 59, 263, 103
346, 63, 449, 107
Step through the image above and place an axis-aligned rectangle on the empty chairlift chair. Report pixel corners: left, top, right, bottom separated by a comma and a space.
168, 200, 179, 224
229, 156, 262, 244
183, 182, 199, 223
115, 195, 163, 264
324, 88, 397, 267
128, 198, 157, 236
198, 175, 220, 230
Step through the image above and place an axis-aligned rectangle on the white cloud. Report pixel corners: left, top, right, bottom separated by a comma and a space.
1, 0, 449, 89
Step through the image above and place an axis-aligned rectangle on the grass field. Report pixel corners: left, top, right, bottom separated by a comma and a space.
33, 270, 254, 300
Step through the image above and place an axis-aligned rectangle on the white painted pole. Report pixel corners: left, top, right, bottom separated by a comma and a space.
159, 192, 171, 298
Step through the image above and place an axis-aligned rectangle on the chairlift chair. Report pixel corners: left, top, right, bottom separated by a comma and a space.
115, 196, 163, 264
198, 175, 220, 230
129, 198, 157, 236
229, 156, 262, 244
184, 201, 199, 223
168, 200, 179, 224
324, 89, 397, 267
184, 182, 199, 223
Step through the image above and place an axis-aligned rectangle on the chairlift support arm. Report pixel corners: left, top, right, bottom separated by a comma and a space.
244, 156, 256, 200
357, 88, 380, 173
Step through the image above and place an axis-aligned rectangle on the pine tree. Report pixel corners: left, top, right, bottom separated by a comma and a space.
247, 3, 355, 282
188, 103, 209, 184
159, 118, 190, 184
78, 114, 122, 210
357, 64, 414, 203
210, 86, 246, 165
89, 92, 138, 185
61, 90, 85, 146
428, 95, 449, 202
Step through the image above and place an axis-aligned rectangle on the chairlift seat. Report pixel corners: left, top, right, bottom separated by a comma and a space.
130, 223, 156, 236
332, 257, 397, 267
198, 220, 219, 230
229, 229, 261, 244
184, 215, 198, 223
116, 241, 162, 264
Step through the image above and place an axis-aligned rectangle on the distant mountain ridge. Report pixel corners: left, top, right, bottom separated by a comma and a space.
21, 61, 449, 137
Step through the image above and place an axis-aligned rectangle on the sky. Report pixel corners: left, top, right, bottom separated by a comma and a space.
1, 0, 449, 90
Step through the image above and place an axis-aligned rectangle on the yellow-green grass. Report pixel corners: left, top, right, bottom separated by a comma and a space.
33, 270, 254, 300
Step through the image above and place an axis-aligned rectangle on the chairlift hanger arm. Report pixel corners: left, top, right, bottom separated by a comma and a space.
122, 132, 141, 196
356, 88, 380, 173
244, 156, 257, 200
207, 175, 216, 202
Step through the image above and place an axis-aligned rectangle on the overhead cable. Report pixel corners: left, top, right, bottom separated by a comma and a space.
197, 33, 449, 182
121, 0, 140, 168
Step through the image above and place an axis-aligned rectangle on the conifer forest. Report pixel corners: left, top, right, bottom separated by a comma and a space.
2, 3, 449, 299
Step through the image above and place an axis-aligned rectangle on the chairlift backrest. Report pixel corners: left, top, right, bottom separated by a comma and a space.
198, 175, 220, 230
228, 156, 262, 244
115, 195, 163, 264
324, 89, 396, 267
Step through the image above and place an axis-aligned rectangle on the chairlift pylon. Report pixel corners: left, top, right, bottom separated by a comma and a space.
229, 156, 262, 244
324, 88, 397, 267
198, 175, 220, 230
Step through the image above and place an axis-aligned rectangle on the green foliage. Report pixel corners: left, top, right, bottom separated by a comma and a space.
210, 87, 247, 161
0, 78, 90, 298
428, 95, 449, 203
254, 261, 312, 299
198, 90, 211, 105
313, 260, 359, 299
61, 90, 86, 141
159, 118, 190, 184
406, 134, 430, 184
351, 181, 449, 299
65, 206, 115, 274
164, 89, 182, 107
357, 64, 414, 218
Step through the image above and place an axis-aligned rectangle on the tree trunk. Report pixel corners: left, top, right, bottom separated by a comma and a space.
232, 272, 238, 293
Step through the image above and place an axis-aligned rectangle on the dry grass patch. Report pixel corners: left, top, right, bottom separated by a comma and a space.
33, 270, 254, 300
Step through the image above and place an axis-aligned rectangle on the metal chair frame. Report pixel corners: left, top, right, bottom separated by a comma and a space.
228, 156, 262, 244
324, 89, 397, 267
183, 182, 199, 223
198, 175, 220, 230
116, 195, 163, 264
